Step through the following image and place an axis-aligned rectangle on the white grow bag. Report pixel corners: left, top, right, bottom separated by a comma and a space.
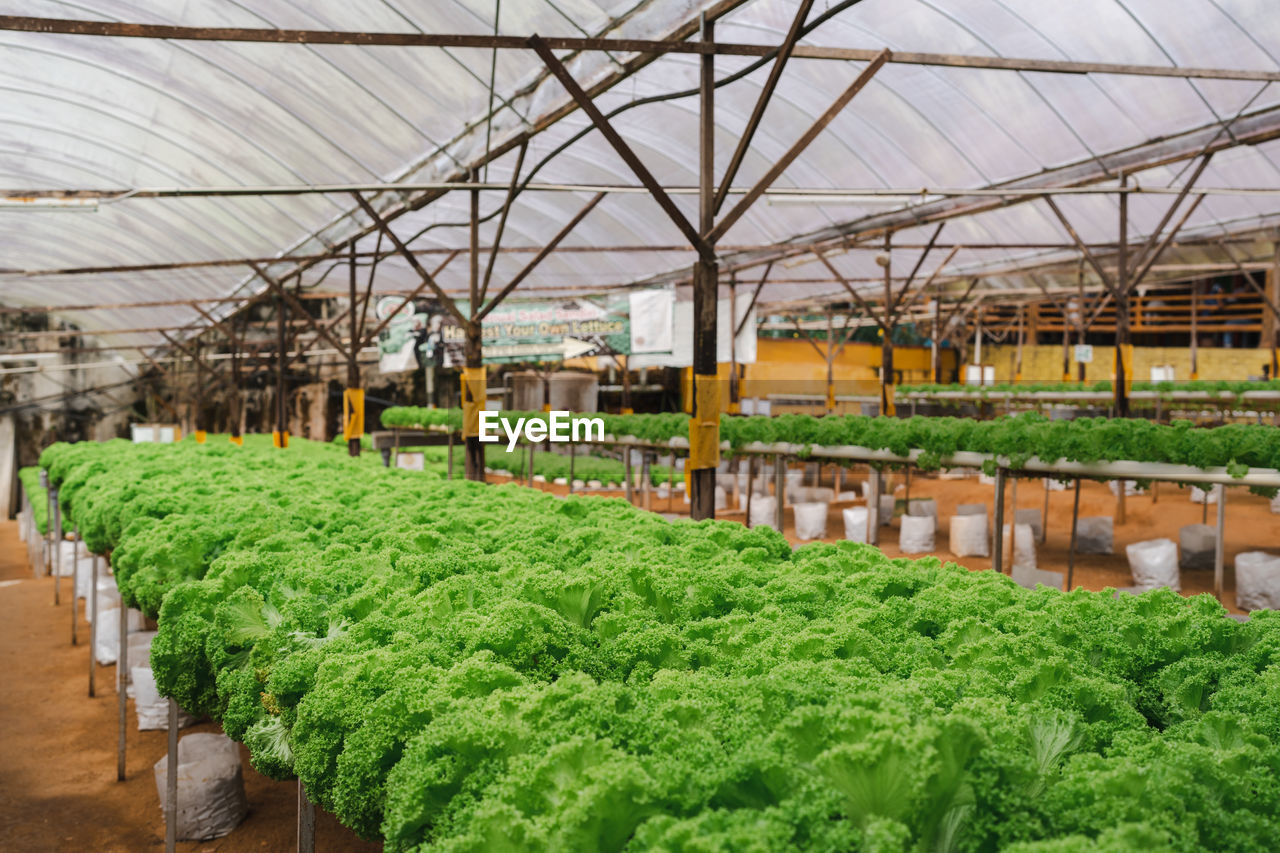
154, 733, 248, 841
1126, 538, 1180, 591
793, 502, 829, 540
842, 506, 869, 543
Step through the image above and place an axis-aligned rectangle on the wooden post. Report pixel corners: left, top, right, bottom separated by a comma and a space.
881, 233, 895, 415
1066, 478, 1081, 591
118, 604, 128, 781
464, 182, 486, 482
992, 468, 1007, 574
1114, 172, 1131, 417
624, 446, 633, 504
641, 452, 652, 511
932, 292, 942, 383
1191, 280, 1199, 379
1041, 477, 1050, 544
774, 454, 785, 533
1009, 475, 1019, 567
1271, 242, 1280, 378
728, 275, 739, 413
347, 249, 362, 456
669, 452, 677, 513
275, 291, 288, 445
89, 554, 98, 697
1214, 486, 1227, 601
867, 467, 882, 546
825, 310, 836, 413
230, 320, 243, 442
165, 699, 178, 853
568, 442, 576, 495
1014, 304, 1025, 382
71, 525, 79, 645
1062, 301, 1071, 381
1077, 266, 1088, 382
297, 781, 316, 853
52, 493, 61, 605
690, 14, 719, 521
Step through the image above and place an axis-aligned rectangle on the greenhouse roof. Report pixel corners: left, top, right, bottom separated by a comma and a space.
3, 0, 1280, 354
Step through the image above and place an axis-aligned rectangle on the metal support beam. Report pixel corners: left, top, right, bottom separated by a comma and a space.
479, 142, 528, 304
690, 14, 718, 522
7, 16, 1279, 82
275, 293, 288, 444
347, 250, 362, 456
465, 183, 485, 482
529, 35, 713, 260
474, 193, 606, 322
1115, 173, 1131, 417
353, 193, 469, 326
711, 0, 814, 215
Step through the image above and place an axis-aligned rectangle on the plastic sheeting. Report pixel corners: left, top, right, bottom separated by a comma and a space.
5, 1, 1280, 350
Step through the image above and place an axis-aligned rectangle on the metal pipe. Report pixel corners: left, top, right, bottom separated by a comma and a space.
5, 16, 1280, 82
568, 443, 576, 495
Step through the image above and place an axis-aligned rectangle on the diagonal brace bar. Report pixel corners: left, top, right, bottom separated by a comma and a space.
528, 35, 713, 261
353, 193, 469, 326
711, 0, 815, 215
708, 50, 890, 244
476, 193, 606, 322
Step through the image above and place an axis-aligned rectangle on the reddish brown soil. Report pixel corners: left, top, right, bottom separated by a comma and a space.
0, 520, 379, 853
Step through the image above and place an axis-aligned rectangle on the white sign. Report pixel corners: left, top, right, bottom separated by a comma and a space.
1074, 344, 1093, 364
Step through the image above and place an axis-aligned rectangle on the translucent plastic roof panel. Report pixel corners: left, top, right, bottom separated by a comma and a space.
3, 0, 1280, 349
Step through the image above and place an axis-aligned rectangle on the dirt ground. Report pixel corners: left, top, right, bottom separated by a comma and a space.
0, 520, 379, 853
3, 469, 1274, 848
489, 466, 1279, 612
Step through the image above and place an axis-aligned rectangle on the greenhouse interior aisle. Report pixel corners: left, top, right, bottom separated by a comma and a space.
0, 521, 377, 853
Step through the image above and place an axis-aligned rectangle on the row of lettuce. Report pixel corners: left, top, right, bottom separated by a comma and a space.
417, 445, 678, 487
382, 407, 1280, 476
33, 434, 1280, 851
17, 465, 62, 536
899, 379, 1280, 398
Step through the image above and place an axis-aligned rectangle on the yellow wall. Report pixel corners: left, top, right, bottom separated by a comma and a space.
678, 339, 955, 413
981, 344, 1271, 383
